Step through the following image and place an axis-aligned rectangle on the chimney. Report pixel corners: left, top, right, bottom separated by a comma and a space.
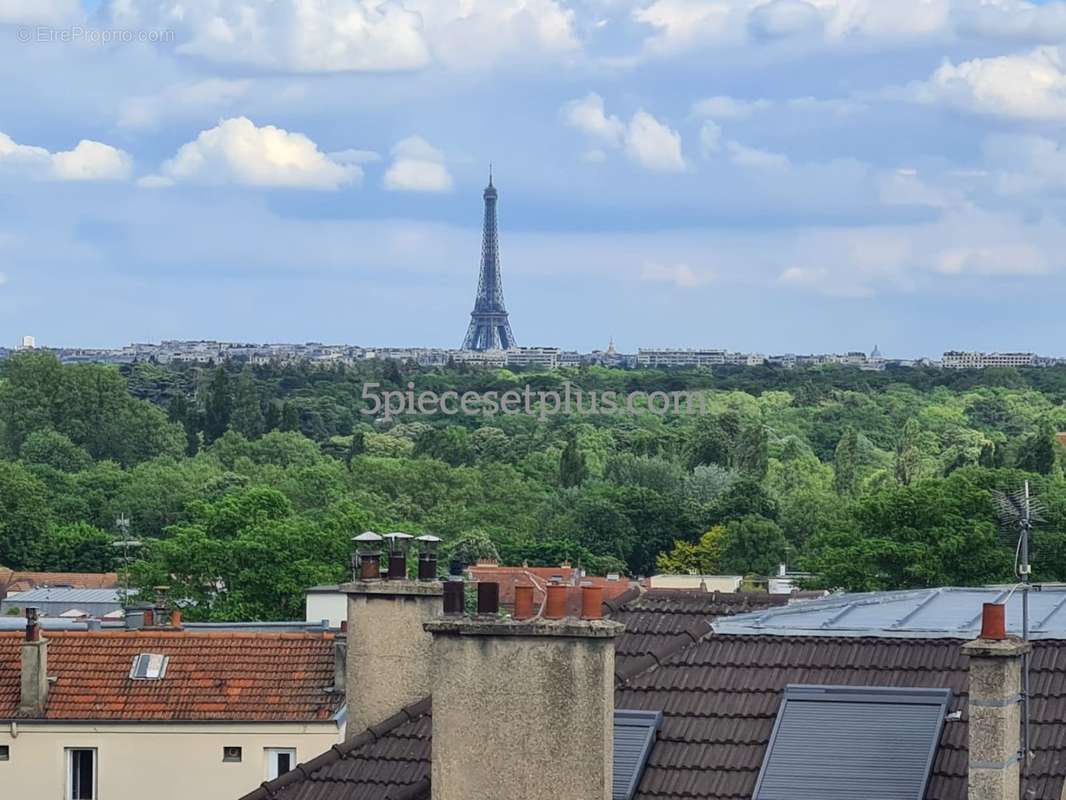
342, 566, 442, 738
962, 603, 1030, 800
332, 632, 347, 693
19, 608, 49, 717
425, 583, 624, 800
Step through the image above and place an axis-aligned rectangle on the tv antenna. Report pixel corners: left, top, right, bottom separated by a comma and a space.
993, 480, 1045, 772
111, 513, 142, 608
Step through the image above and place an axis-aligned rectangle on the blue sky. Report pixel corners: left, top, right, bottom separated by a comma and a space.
3, 0, 1066, 356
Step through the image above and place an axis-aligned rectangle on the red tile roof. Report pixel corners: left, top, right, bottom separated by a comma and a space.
0, 630, 342, 722
0, 569, 118, 595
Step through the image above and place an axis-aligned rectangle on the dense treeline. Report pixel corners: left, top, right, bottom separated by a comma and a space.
3, 351, 1066, 619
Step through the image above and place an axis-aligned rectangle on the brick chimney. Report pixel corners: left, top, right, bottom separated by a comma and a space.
425, 584, 623, 800
962, 603, 1030, 800
342, 578, 442, 738
19, 608, 49, 717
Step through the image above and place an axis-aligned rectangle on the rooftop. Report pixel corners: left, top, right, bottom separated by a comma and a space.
3, 587, 125, 605
0, 569, 118, 594
0, 630, 343, 722
713, 586, 1066, 639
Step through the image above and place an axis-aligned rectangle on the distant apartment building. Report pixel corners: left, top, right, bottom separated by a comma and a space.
17, 335, 35, 350
942, 351, 1038, 369
504, 347, 560, 369
637, 348, 727, 368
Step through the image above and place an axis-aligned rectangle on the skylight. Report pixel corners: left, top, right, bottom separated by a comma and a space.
129, 653, 169, 680
753, 685, 951, 800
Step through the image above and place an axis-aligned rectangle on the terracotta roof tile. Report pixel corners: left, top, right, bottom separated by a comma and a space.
0, 630, 342, 722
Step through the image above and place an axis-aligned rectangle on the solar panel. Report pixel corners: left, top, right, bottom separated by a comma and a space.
613, 710, 662, 800
129, 653, 169, 680
753, 685, 952, 800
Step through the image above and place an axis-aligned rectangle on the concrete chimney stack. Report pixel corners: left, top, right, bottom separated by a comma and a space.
962, 603, 1030, 800
19, 608, 49, 717
426, 585, 624, 800
342, 577, 442, 738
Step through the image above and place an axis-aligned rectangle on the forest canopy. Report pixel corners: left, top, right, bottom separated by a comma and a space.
2, 351, 1066, 619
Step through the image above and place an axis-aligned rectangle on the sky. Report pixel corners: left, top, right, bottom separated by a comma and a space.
3, 1, 1066, 356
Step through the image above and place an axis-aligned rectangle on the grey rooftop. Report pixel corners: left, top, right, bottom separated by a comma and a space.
713, 586, 1066, 639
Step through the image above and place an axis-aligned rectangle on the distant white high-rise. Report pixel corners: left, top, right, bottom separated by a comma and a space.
18, 335, 35, 350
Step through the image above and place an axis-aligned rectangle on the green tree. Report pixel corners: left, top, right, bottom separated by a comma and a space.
720, 515, 788, 576
894, 418, 923, 486
19, 430, 92, 472
656, 526, 726, 574
280, 401, 300, 433
735, 420, 769, 479
559, 432, 588, 488
1017, 419, 1057, 475
833, 427, 860, 497
444, 528, 500, 566
36, 522, 114, 572
230, 366, 264, 440
203, 367, 232, 444
0, 461, 52, 569
263, 401, 282, 433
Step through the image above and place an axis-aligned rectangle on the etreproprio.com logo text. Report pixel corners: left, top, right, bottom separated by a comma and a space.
360, 382, 709, 422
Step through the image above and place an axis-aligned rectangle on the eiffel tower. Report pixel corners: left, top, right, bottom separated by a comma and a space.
461, 168, 516, 351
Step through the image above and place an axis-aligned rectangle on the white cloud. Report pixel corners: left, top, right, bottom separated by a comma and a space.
118, 79, 252, 130
0, 0, 79, 24
625, 111, 686, 172
748, 0, 823, 39
935, 244, 1049, 276
641, 262, 713, 287
910, 46, 1066, 121
0, 132, 131, 182
726, 141, 789, 169
51, 140, 133, 181
563, 95, 684, 172
561, 93, 625, 146
700, 120, 723, 156
329, 149, 382, 165
383, 136, 453, 192
146, 117, 360, 190
103, 0, 578, 73
691, 95, 771, 120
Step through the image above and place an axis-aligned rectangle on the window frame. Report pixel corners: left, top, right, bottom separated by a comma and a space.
0, 744, 9, 761
265, 747, 298, 781
65, 747, 97, 800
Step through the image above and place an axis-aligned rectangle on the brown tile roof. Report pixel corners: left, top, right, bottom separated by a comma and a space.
0, 630, 343, 722
239, 589, 792, 800
0, 569, 118, 595
245, 632, 1066, 800
611, 590, 787, 677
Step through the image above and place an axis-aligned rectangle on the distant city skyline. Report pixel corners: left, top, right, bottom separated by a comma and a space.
3, 2, 1066, 356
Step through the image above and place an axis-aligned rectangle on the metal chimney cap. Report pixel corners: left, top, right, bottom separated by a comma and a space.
415, 534, 442, 543
385, 532, 414, 540
352, 531, 383, 542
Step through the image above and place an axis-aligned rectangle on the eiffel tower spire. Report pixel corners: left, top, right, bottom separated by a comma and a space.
461, 169, 516, 351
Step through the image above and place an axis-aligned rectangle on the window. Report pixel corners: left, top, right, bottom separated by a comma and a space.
223, 746, 243, 763
129, 653, 169, 680
66, 749, 96, 800
266, 748, 297, 780
0, 744, 9, 760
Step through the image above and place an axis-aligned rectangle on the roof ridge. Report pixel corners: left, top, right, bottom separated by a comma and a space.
238, 696, 432, 800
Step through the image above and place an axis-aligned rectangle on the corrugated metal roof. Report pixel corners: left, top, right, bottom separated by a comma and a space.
714, 586, 1066, 639
752, 685, 951, 800
5, 587, 124, 604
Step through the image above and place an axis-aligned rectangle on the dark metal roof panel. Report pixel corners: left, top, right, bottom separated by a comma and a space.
753, 685, 952, 800
614, 710, 663, 800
